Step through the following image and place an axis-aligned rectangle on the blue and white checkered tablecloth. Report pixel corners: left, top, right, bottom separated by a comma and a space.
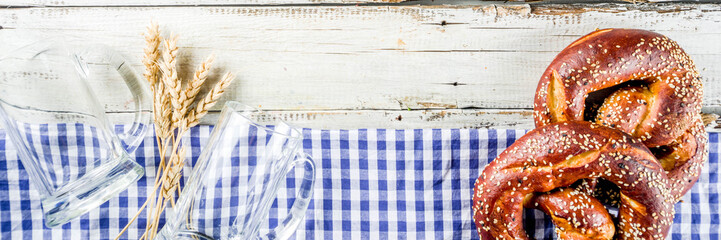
0, 125, 719, 239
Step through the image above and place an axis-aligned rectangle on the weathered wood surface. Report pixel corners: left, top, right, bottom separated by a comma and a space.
1, 0, 709, 7
0, 2, 720, 129
0, 0, 410, 7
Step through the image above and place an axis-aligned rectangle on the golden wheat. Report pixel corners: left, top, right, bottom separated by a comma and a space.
143, 22, 161, 89
161, 146, 186, 199
186, 72, 235, 128
183, 57, 214, 112
159, 37, 183, 127
178, 56, 214, 130
118, 23, 236, 240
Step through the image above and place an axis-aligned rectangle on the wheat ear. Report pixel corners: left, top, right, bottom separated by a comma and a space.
186, 72, 235, 128
161, 146, 186, 199
159, 36, 182, 127
143, 22, 161, 89
152, 84, 172, 140
180, 55, 214, 130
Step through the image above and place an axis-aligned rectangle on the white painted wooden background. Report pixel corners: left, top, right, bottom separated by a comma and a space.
0, 1, 720, 129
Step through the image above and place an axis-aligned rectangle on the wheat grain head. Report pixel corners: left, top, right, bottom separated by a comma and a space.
159, 36, 183, 128
186, 72, 235, 128
143, 22, 162, 89
160, 146, 186, 200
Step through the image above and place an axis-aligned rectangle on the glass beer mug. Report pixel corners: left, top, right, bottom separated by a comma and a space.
158, 101, 316, 240
0, 36, 151, 227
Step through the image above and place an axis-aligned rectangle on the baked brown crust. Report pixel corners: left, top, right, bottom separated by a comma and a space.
533, 28, 701, 146
472, 121, 674, 240
656, 116, 708, 201
532, 28, 707, 200
524, 188, 614, 240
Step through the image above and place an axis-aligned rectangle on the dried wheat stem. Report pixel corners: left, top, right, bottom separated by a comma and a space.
146, 128, 187, 240
147, 138, 171, 216
114, 198, 150, 240
146, 85, 172, 239
123, 22, 238, 240
186, 72, 235, 128
134, 41, 167, 240
149, 143, 183, 239
143, 142, 175, 240
149, 197, 169, 239
145, 42, 174, 238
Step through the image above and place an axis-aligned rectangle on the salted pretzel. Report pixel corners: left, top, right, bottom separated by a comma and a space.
533, 28, 707, 201
472, 121, 675, 239
523, 187, 614, 239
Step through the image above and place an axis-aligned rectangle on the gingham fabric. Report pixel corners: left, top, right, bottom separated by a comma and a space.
7, 123, 111, 192
0, 126, 719, 239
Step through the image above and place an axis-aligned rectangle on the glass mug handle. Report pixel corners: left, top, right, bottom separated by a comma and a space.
264, 151, 316, 240
73, 46, 152, 153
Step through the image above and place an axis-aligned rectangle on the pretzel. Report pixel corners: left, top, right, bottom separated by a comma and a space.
523, 187, 614, 240
533, 28, 707, 201
472, 121, 674, 239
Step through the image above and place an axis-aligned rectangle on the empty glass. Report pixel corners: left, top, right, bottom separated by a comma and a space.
158, 101, 316, 240
0, 36, 151, 227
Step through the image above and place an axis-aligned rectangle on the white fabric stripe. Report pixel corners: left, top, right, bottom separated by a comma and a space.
346, 130, 360, 239
310, 129, 323, 240
365, 129, 379, 239
5, 134, 23, 239
328, 130, 343, 239
421, 129, 432, 239
46, 124, 62, 187
459, 129, 472, 240
402, 129, 415, 239
65, 125, 77, 189
440, 128, 452, 239
28, 124, 50, 192
385, 129, 398, 240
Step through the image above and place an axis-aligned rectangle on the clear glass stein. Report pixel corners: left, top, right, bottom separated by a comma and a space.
157, 101, 316, 240
0, 35, 151, 227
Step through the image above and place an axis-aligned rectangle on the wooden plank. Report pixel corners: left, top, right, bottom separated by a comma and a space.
0, 0, 410, 7
531, 2, 721, 14
1, 3, 721, 129
1, 0, 710, 7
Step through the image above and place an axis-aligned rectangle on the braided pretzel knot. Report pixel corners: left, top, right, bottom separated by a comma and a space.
533, 28, 707, 201
472, 122, 674, 239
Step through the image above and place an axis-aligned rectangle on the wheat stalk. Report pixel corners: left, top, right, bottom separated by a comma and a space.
117, 23, 236, 240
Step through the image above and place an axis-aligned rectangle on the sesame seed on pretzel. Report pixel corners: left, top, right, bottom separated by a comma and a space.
533, 28, 707, 201
473, 122, 674, 239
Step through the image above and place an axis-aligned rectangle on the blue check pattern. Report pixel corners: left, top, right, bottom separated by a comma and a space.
0, 126, 719, 239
